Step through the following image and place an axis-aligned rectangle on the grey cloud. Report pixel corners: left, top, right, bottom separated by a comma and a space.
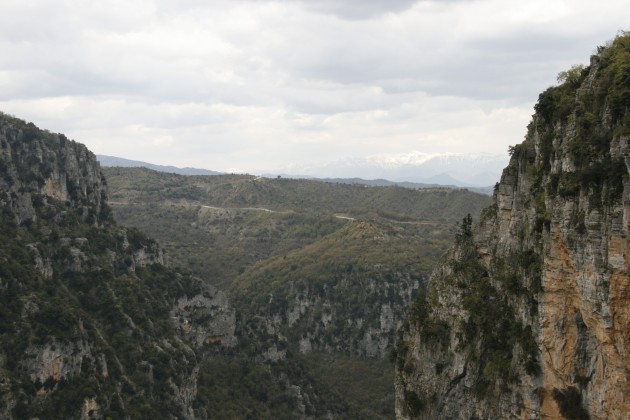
295, 0, 419, 19
285, 0, 471, 20
1, 0, 628, 173
0, 0, 604, 115
153, 0, 460, 20
273, 26, 610, 107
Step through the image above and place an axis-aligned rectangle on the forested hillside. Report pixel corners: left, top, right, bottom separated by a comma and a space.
0, 111, 493, 418
0, 113, 231, 418
102, 165, 491, 417
104, 166, 489, 288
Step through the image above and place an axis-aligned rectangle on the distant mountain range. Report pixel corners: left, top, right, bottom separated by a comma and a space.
97, 155, 222, 176
268, 152, 508, 188
304, 178, 494, 196
97, 152, 505, 195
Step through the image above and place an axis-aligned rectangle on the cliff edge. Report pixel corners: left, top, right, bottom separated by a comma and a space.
0, 113, 235, 419
394, 33, 630, 419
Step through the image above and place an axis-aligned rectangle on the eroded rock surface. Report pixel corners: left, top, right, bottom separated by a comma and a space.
395, 34, 630, 419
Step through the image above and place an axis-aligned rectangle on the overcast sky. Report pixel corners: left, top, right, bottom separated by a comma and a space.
0, 0, 627, 173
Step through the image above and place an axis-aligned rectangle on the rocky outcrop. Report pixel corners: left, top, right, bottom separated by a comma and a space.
0, 113, 238, 419
284, 271, 419, 358
79, 397, 101, 419
24, 339, 93, 394
171, 286, 236, 348
0, 116, 108, 226
231, 219, 427, 362
239, 263, 421, 360
395, 34, 630, 419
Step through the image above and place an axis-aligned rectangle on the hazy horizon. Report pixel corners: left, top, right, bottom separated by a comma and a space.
97, 150, 508, 187
1, 0, 627, 173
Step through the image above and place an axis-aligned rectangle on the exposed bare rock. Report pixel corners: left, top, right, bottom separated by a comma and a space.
24, 340, 92, 395
395, 34, 630, 419
79, 397, 101, 419
241, 266, 421, 359
0, 113, 243, 419
0, 118, 109, 226
26, 244, 53, 279
171, 285, 236, 348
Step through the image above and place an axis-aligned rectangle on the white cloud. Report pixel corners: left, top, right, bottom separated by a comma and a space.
0, 0, 627, 174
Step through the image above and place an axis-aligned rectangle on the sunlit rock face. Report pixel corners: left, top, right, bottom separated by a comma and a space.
395, 34, 630, 419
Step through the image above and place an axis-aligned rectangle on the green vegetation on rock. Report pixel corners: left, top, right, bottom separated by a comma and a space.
394, 31, 630, 419
0, 110, 494, 418
101, 154, 491, 416
0, 113, 213, 418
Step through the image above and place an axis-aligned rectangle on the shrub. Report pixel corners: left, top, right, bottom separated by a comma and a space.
552, 387, 589, 419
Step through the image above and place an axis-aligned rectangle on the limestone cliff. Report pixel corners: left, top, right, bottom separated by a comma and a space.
395, 34, 630, 419
0, 112, 363, 419
0, 112, 236, 419
0, 120, 107, 226
240, 262, 420, 360
232, 220, 425, 361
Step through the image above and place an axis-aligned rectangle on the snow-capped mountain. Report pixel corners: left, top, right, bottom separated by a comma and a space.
276, 152, 509, 187
98, 151, 509, 189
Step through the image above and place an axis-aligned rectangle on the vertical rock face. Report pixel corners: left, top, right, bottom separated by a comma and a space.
231, 220, 425, 361
0, 113, 237, 419
171, 288, 237, 348
395, 34, 630, 419
0, 118, 108, 226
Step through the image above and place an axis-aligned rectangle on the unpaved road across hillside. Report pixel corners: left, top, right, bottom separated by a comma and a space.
200, 205, 291, 214
110, 202, 443, 225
